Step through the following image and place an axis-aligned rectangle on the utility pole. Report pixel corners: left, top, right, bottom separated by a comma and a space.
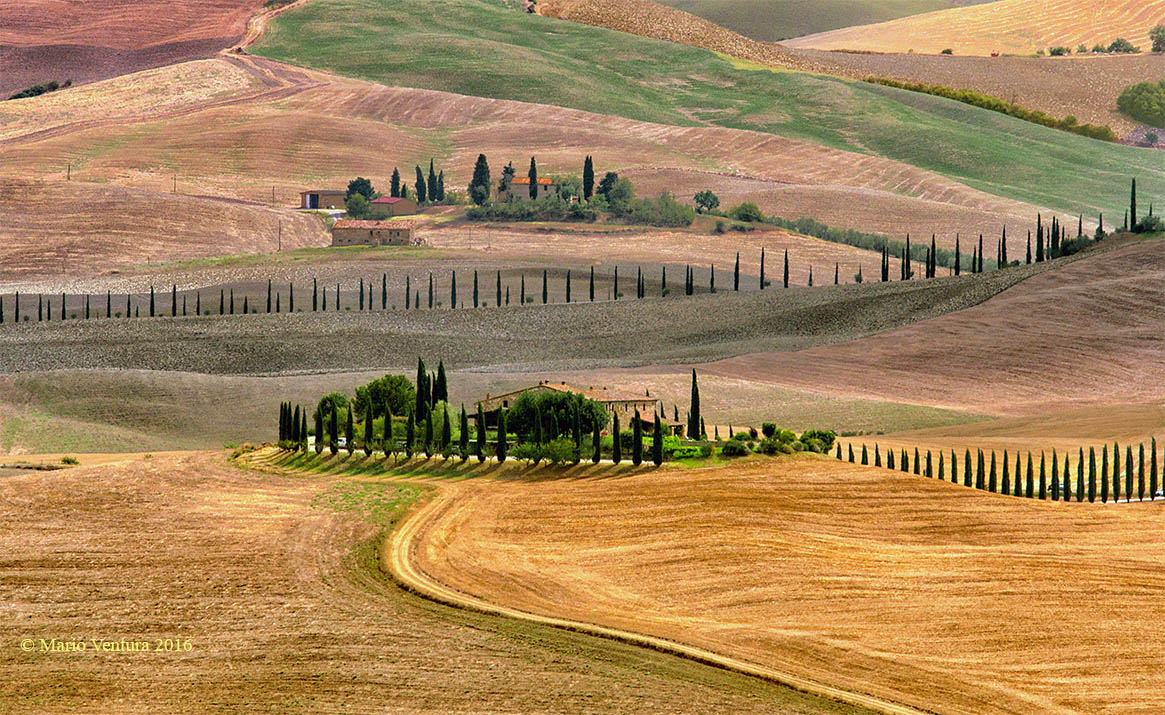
66, 163, 71, 181
272, 185, 276, 206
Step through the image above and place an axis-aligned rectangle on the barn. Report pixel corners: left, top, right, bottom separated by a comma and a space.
300, 190, 347, 210
331, 219, 421, 247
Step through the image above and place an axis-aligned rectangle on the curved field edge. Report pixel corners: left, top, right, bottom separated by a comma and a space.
239, 448, 877, 714
361, 461, 920, 715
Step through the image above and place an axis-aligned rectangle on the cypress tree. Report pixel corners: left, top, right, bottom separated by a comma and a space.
542, 270, 548, 304
975, 449, 984, 489
521, 274, 526, 305
415, 357, 428, 421
566, 270, 572, 303
589, 266, 595, 302
1037, 453, 1046, 499
733, 253, 740, 291
424, 411, 433, 458
1146, 437, 1155, 505
954, 236, 961, 275
415, 165, 426, 203
836, 443, 842, 460
874, 445, 881, 467
1130, 177, 1137, 228
314, 409, 323, 454
267, 280, 273, 313
848, 444, 854, 463
149, 286, 155, 317
364, 403, 374, 457
902, 449, 909, 472
861, 444, 868, 465
404, 276, 409, 311
951, 450, 957, 484
496, 270, 502, 307
632, 411, 643, 466
275, 294, 280, 313
428, 273, 433, 309
1051, 451, 1059, 500
611, 412, 621, 464
783, 249, 789, 288
938, 451, 945, 481
988, 451, 996, 492
1026, 232, 1032, 264
107, 290, 113, 318
381, 274, 386, 309
1026, 453, 1034, 498
964, 449, 972, 488
926, 450, 933, 477
1002, 450, 1010, 495
391, 167, 401, 197
1127, 444, 1135, 502
329, 408, 339, 456
1089, 447, 1097, 502
434, 360, 448, 404
405, 409, 415, 458
451, 271, 458, 309
1101, 447, 1109, 502
473, 270, 479, 308
572, 404, 583, 464
428, 159, 438, 202
528, 157, 538, 199
243, 296, 249, 314
1113, 443, 1121, 503
808, 266, 813, 287
220, 289, 225, 315
384, 405, 394, 458
1062, 452, 1071, 501
475, 403, 486, 463
661, 265, 667, 296
583, 156, 594, 200
229, 290, 235, 315
759, 248, 765, 289
914, 447, 921, 475
887, 449, 894, 470
592, 419, 601, 464
834, 262, 839, 285
687, 369, 700, 441
1077, 448, 1085, 502
495, 409, 507, 463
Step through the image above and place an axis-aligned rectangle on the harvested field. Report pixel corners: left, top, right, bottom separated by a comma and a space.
0, 451, 863, 713
789, 48, 1165, 137
0, 1, 263, 95
410, 455, 1165, 715
702, 238, 1165, 415
785, 0, 1165, 56
0, 252, 1063, 375
0, 179, 327, 279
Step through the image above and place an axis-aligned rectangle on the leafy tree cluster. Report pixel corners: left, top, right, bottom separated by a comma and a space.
7, 79, 71, 101
1118, 81, 1165, 128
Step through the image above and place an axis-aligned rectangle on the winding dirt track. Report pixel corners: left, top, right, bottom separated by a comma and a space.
386, 483, 928, 715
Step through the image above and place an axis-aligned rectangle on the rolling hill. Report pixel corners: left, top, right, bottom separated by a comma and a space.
0, 0, 264, 96
251, 0, 1165, 218
785, 0, 1165, 56
653, 0, 982, 42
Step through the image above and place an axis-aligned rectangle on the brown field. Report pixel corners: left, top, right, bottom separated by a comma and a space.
785, 0, 1165, 56
701, 237, 1165, 416
409, 455, 1165, 715
0, 1, 263, 96
0, 451, 871, 714
0, 179, 326, 279
0, 56, 1048, 269
790, 49, 1165, 137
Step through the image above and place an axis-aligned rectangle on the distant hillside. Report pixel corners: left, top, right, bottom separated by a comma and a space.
654, 0, 991, 43
785, 0, 1165, 56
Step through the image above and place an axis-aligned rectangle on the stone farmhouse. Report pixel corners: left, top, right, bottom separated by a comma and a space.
478, 381, 684, 436
331, 219, 422, 247
300, 189, 347, 210
370, 196, 419, 216
501, 176, 557, 201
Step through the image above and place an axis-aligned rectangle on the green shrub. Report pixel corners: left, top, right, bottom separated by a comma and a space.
61, 456, 79, 465
1108, 38, 1138, 54
940, 48, 953, 55
668, 445, 704, 459
1118, 81, 1165, 128
698, 444, 714, 458
789, 440, 804, 452
757, 437, 781, 455
713, 220, 726, 234
720, 439, 750, 457
761, 423, 777, 439
728, 202, 764, 222
778, 429, 796, 444
1048, 46, 1069, 56
1134, 215, 1164, 233
799, 429, 837, 452
1076, 44, 1089, 54
541, 437, 578, 465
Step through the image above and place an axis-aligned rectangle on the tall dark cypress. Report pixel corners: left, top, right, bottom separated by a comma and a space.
1151, 438, 1159, 501
954, 236, 961, 275
914, 447, 921, 475
834, 262, 839, 285
611, 412, 621, 465
1002, 450, 1010, 495
1015, 452, 1023, 497
495, 409, 507, 463
975, 449, 984, 489
632, 411, 643, 466
448, 272, 457, 310
346, 405, 355, 455
314, 408, 324, 454
1130, 177, 1137, 228
458, 406, 470, 461
963, 449, 972, 488
1025, 453, 1034, 498
1051, 451, 1059, 500
1126, 445, 1135, 502
1138, 443, 1145, 501
473, 270, 479, 308
475, 403, 486, 463
759, 248, 765, 289
861, 444, 868, 465
687, 369, 701, 441
592, 420, 601, 464
661, 265, 667, 296
424, 411, 433, 458
364, 403, 374, 457
1113, 443, 1121, 503
733, 253, 740, 291
1077, 448, 1085, 502
381, 274, 387, 309
783, 249, 789, 288
589, 266, 595, 302
988, 451, 996, 492
1101, 447, 1109, 502
328, 407, 339, 456
583, 156, 594, 200
149, 286, 155, 317
1038, 453, 1046, 500
428, 273, 433, 309
542, 270, 548, 304
521, 274, 526, 305
404, 276, 409, 311
496, 270, 502, 307
405, 409, 415, 458
951, 450, 957, 483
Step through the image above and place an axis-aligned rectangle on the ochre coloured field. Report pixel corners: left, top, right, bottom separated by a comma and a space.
410, 455, 1165, 715
0, 179, 326, 279
785, 0, 1165, 56
0, 0, 264, 96
0, 452, 871, 714
699, 238, 1165, 415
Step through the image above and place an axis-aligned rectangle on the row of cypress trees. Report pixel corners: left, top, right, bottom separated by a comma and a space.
840, 439, 1163, 503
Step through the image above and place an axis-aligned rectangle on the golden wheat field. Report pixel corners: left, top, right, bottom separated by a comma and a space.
410, 454, 1165, 715
786, 0, 1165, 56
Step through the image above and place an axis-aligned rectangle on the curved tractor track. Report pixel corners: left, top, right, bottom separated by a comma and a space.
386, 483, 929, 715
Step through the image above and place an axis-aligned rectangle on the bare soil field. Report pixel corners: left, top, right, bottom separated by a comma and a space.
784, 0, 1165, 56
0, 451, 863, 713
410, 455, 1165, 715
0, 56, 1047, 259
0, 249, 1061, 375
0, 179, 326, 279
701, 237, 1165, 415
0, 1, 263, 96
